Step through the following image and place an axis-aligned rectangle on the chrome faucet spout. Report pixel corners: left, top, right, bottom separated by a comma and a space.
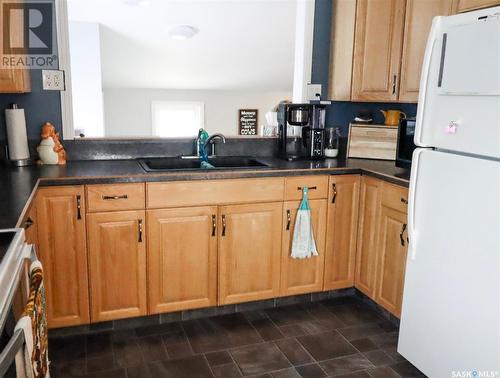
204, 134, 226, 157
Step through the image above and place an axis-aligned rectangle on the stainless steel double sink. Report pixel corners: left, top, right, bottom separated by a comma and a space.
138, 156, 269, 172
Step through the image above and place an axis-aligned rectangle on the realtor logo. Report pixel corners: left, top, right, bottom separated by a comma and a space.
1, 1, 56, 69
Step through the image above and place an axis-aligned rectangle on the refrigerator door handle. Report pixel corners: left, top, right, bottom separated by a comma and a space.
408, 148, 424, 260
415, 17, 442, 147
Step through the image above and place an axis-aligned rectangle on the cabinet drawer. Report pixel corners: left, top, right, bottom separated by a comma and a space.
284, 176, 329, 200
147, 178, 284, 208
381, 182, 409, 213
86, 183, 145, 212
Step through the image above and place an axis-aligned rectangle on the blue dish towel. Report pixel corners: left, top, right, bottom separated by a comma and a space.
291, 187, 318, 259
200, 160, 215, 169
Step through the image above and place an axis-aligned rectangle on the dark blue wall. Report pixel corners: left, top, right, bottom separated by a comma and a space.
0, 72, 62, 141
0, 0, 61, 142
312, 0, 417, 137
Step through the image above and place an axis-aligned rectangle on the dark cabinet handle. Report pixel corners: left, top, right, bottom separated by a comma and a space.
297, 186, 317, 191
221, 215, 226, 237
23, 217, 34, 229
211, 214, 216, 237
392, 74, 397, 95
138, 219, 143, 243
76, 195, 82, 220
102, 194, 128, 200
286, 210, 291, 230
401, 198, 408, 204
400, 223, 407, 246
331, 183, 337, 204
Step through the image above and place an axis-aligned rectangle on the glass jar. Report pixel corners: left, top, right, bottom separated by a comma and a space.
325, 127, 341, 158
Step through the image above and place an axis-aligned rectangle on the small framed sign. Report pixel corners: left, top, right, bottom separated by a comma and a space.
238, 109, 258, 136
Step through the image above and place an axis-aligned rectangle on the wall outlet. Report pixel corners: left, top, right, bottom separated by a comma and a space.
307, 84, 322, 101
42, 70, 65, 91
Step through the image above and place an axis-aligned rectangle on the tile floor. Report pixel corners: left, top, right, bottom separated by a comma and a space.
49, 297, 426, 378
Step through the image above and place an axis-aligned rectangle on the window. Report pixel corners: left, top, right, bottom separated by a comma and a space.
151, 101, 204, 138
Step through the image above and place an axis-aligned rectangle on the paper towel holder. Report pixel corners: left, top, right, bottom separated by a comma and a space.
5, 103, 32, 166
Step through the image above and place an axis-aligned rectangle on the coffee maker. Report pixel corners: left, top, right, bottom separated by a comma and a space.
277, 103, 326, 160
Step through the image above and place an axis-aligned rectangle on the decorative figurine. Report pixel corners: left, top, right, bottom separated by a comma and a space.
36, 122, 67, 165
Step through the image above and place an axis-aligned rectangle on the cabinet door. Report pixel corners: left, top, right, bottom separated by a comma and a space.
280, 199, 327, 296
351, 0, 406, 101
324, 175, 361, 290
354, 177, 381, 298
329, 0, 357, 100
148, 206, 218, 314
375, 205, 408, 317
22, 205, 38, 246
0, 0, 31, 93
87, 210, 147, 322
36, 186, 89, 328
219, 202, 282, 305
454, 0, 500, 12
399, 0, 454, 102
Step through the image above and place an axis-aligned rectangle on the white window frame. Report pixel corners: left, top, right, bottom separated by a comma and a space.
151, 101, 205, 138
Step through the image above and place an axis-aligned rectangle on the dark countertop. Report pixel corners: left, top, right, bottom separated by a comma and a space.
0, 157, 410, 230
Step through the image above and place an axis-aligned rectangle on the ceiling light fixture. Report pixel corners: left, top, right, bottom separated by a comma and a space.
168, 25, 199, 40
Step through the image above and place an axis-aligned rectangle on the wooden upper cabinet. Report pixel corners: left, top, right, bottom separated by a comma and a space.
0, 68, 30, 93
354, 176, 381, 299
0, 0, 31, 93
324, 175, 361, 290
87, 210, 147, 322
147, 206, 218, 314
454, 0, 500, 12
218, 202, 282, 305
329, 0, 357, 100
399, 0, 455, 102
36, 186, 89, 328
280, 199, 327, 296
351, 0, 406, 102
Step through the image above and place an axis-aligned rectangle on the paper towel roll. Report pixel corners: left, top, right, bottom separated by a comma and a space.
5, 104, 30, 162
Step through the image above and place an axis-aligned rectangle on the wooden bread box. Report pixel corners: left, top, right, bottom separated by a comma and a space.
347, 123, 398, 160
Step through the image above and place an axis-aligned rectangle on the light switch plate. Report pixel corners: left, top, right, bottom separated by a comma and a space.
42, 70, 65, 91
307, 84, 322, 101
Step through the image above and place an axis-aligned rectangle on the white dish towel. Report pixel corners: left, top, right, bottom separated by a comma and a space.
291, 187, 318, 259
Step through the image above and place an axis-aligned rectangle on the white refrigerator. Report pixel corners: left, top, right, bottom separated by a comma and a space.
398, 6, 500, 378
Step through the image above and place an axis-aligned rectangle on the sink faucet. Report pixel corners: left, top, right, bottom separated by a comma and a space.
204, 134, 226, 157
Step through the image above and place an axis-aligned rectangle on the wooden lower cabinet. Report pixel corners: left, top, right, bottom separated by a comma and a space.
354, 176, 382, 298
280, 199, 327, 296
375, 204, 408, 317
218, 202, 282, 305
87, 211, 147, 322
147, 206, 218, 314
23, 205, 38, 246
35, 176, 412, 327
324, 175, 361, 290
36, 186, 89, 328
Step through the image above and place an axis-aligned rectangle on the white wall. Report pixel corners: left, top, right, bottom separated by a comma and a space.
102, 88, 291, 137
68, 21, 105, 137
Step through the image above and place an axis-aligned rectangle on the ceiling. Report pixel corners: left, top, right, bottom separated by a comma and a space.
67, 0, 297, 91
